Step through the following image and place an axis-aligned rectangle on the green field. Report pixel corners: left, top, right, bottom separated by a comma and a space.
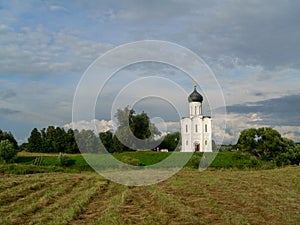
0, 166, 299, 224
0, 151, 276, 175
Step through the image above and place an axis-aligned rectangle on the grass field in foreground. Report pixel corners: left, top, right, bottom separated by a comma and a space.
0, 166, 299, 224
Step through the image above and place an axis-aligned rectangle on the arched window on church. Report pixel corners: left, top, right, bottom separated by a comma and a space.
195, 106, 197, 115
205, 140, 207, 146
186, 125, 188, 133
186, 140, 188, 146
205, 124, 207, 132
195, 124, 198, 132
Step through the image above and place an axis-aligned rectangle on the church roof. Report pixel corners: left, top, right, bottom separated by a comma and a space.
188, 82, 203, 103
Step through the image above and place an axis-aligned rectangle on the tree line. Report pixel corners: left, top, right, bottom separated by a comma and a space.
1, 106, 300, 167
22, 107, 180, 154
25, 126, 79, 153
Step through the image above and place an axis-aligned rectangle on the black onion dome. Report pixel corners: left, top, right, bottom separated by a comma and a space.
188, 87, 203, 102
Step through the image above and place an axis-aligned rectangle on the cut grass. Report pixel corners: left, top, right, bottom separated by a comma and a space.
0, 166, 299, 224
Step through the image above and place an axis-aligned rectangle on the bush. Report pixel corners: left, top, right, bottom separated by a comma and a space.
121, 156, 142, 168
57, 153, 73, 167
187, 154, 202, 169
0, 140, 17, 163
0, 164, 65, 175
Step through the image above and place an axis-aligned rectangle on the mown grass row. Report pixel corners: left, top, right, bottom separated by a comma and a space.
71, 166, 300, 225
0, 166, 299, 224
0, 173, 107, 225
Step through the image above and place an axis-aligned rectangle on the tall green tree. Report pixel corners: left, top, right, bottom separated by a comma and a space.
27, 128, 42, 152
158, 132, 180, 151
75, 129, 101, 153
99, 131, 113, 153
131, 112, 152, 139
65, 129, 79, 153
113, 107, 160, 152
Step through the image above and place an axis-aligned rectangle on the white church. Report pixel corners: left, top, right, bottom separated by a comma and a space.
180, 81, 212, 152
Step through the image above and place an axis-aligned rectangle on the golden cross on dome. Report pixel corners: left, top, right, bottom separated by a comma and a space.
193, 80, 197, 89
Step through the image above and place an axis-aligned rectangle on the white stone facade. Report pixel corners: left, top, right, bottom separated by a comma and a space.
180, 85, 212, 152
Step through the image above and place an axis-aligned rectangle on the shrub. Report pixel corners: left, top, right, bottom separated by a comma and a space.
57, 152, 73, 167
121, 156, 141, 167
0, 140, 17, 163
187, 153, 202, 169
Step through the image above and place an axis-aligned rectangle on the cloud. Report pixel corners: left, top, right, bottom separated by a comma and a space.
63, 119, 114, 133
0, 25, 113, 77
101, 0, 300, 69
226, 94, 300, 126
0, 77, 77, 127
213, 94, 300, 144
0, 108, 20, 116
213, 112, 300, 144
0, 89, 16, 100
181, 1, 300, 69
273, 126, 300, 142
48, 5, 68, 12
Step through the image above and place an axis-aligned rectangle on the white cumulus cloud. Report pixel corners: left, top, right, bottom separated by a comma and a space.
63, 119, 114, 133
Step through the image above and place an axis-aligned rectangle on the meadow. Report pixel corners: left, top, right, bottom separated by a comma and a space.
0, 151, 275, 175
0, 151, 299, 224
0, 166, 299, 224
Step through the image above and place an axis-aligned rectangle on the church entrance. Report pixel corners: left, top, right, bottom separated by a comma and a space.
194, 143, 200, 152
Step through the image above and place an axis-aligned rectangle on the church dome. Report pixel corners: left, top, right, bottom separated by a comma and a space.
188, 83, 203, 103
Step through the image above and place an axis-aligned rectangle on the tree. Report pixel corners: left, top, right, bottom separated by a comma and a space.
74, 129, 101, 153
0, 140, 17, 163
99, 131, 113, 153
158, 132, 180, 151
236, 127, 300, 165
113, 107, 160, 152
65, 129, 79, 153
27, 128, 42, 152
131, 112, 152, 139
27, 126, 80, 153
0, 129, 18, 150
111, 133, 127, 153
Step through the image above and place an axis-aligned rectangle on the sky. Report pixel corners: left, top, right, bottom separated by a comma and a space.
0, 0, 300, 144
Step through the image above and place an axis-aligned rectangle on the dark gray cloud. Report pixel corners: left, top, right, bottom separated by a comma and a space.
108, 0, 300, 69
0, 89, 16, 100
226, 94, 300, 126
0, 108, 20, 116
180, 1, 300, 69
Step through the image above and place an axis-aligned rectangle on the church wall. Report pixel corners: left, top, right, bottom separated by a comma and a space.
191, 117, 203, 151
189, 102, 202, 116
180, 117, 192, 152
202, 117, 212, 152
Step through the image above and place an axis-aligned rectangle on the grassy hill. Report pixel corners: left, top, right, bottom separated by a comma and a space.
0, 166, 299, 224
